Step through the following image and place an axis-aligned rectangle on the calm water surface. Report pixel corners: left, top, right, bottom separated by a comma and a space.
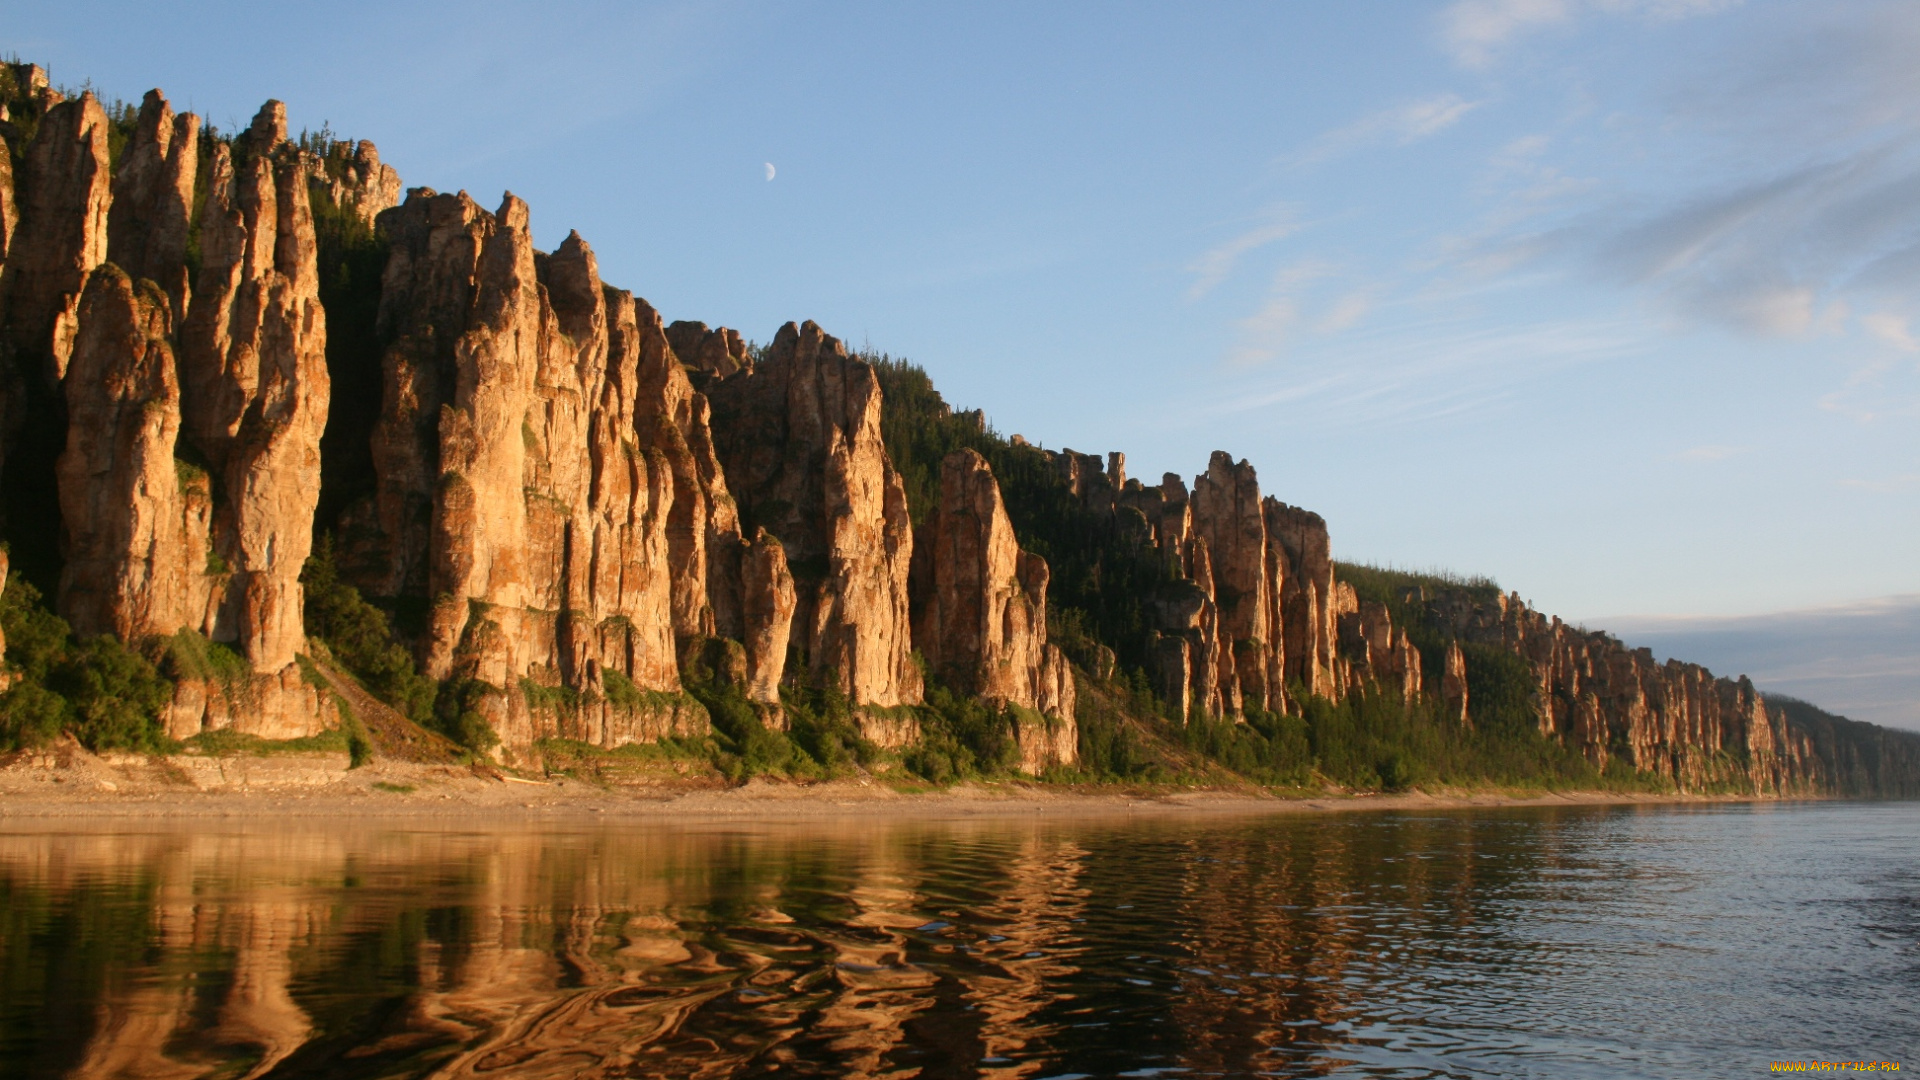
0, 801, 1913, 1079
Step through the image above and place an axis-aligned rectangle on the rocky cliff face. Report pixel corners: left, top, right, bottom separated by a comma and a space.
709, 321, 922, 718
105, 90, 196, 324
1, 88, 331, 739
174, 102, 329, 676
913, 449, 1075, 723
340, 188, 707, 754
0, 81, 110, 387
55, 265, 206, 643
1416, 588, 1803, 792
2, 66, 1914, 795
1043, 447, 1370, 720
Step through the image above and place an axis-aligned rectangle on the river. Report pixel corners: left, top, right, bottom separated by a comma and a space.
0, 800, 1913, 1078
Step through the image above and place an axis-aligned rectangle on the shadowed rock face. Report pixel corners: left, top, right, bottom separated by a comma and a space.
912, 448, 1074, 725
106, 89, 197, 325
709, 320, 922, 709
0, 89, 111, 385
665, 320, 751, 379
1441, 639, 1470, 727
312, 140, 400, 225
633, 297, 745, 656
1063, 447, 1351, 719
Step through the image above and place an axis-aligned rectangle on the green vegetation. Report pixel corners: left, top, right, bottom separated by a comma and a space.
681, 643, 807, 778
0, 577, 172, 753
302, 542, 438, 726
181, 727, 352, 757
903, 681, 1021, 783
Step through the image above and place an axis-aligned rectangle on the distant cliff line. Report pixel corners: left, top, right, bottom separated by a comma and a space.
0, 63, 1913, 796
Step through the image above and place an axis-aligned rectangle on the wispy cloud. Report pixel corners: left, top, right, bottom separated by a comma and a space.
1440, 0, 1742, 68
1437, 9, 1920, 344
1186, 210, 1299, 300
1674, 444, 1749, 462
1224, 261, 1334, 366
1210, 309, 1640, 428
1317, 289, 1377, 334
1839, 472, 1920, 493
1294, 93, 1484, 166
1861, 312, 1920, 352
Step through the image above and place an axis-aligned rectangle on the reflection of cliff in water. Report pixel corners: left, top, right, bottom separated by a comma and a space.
0, 813, 1603, 1078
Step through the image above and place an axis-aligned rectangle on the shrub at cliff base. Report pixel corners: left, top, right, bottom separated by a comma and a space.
300, 544, 440, 728
904, 681, 1022, 783
0, 577, 172, 753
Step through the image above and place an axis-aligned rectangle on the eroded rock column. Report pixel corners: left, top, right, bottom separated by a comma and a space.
710, 320, 922, 711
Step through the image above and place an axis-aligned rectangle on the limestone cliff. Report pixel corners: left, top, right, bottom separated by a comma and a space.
105, 90, 196, 324
1415, 587, 1803, 793
55, 266, 207, 643
0, 83, 109, 385
1, 63, 1914, 796
666, 320, 752, 379
5, 89, 331, 739
911, 449, 1075, 772
346, 188, 702, 754
173, 101, 329, 676
709, 321, 922, 715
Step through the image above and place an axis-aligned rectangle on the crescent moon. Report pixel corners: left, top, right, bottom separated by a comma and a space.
764, 162, 776, 181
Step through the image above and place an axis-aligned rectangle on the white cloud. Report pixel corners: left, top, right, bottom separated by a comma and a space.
1317, 290, 1375, 334
1296, 94, 1483, 165
1673, 444, 1749, 462
1227, 295, 1302, 368
1225, 261, 1332, 366
1442, 0, 1574, 67
1212, 308, 1639, 426
1440, 0, 1741, 67
1861, 312, 1919, 352
1840, 472, 1920, 492
1186, 211, 1299, 300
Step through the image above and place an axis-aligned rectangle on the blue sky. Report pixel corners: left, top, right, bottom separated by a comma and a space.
16, 1, 1920, 630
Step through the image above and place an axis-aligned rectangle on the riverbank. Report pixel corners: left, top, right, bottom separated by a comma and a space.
0, 738, 1789, 820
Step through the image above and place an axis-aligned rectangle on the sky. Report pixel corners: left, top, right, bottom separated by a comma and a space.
12, 1, 1918, 722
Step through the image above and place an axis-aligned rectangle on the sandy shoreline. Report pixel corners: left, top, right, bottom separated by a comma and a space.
0, 743, 1793, 823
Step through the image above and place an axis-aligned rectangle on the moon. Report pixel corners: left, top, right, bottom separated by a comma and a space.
764, 162, 776, 182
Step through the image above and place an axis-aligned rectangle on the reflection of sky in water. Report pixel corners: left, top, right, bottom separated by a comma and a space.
0, 803, 1913, 1078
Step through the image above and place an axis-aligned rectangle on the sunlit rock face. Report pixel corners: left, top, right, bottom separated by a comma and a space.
708, 320, 922, 712
341, 187, 715, 754
1, 65, 1912, 789
174, 101, 329, 676
0, 89, 329, 738
57, 265, 205, 644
